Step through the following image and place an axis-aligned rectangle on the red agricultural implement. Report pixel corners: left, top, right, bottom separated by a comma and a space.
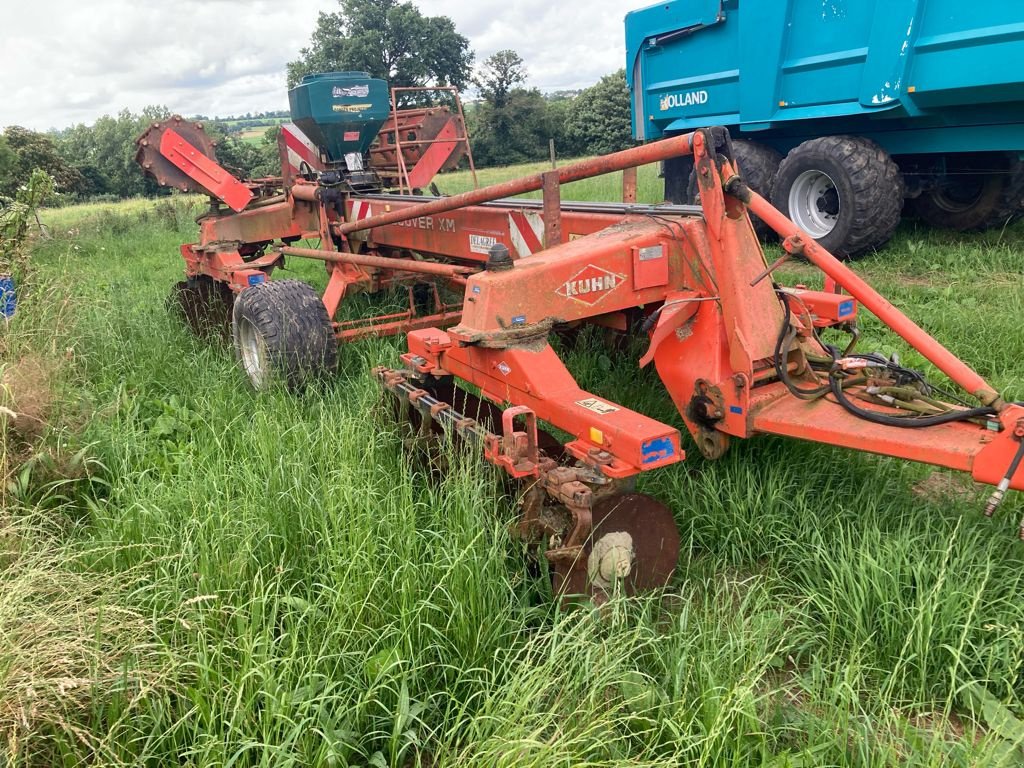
137, 78, 1024, 601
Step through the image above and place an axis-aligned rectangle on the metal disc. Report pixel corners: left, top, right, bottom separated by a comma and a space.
136, 116, 219, 194
168, 277, 234, 338
553, 493, 680, 598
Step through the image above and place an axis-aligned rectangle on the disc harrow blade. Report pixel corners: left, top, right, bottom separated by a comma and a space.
553, 492, 680, 599
169, 277, 234, 338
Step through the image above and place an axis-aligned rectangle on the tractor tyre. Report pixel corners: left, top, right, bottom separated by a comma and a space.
908, 153, 1024, 232
772, 136, 903, 259
231, 279, 337, 391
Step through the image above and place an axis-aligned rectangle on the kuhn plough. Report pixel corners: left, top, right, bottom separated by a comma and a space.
138, 72, 1024, 601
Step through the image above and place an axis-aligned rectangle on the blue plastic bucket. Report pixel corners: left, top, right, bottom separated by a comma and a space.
0, 275, 15, 319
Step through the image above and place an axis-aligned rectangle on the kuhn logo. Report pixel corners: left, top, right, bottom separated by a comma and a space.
659, 89, 709, 111
556, 265, 625, 305
333, 85, 370, 98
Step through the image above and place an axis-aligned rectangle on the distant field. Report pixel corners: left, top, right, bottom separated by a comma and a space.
236, 127, 273, 145
4, 171, 1024, 764
435, 159, 665, 203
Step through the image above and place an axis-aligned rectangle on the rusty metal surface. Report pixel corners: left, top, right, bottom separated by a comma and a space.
372, 86, 476, 192
542, 171, 562, 248
136, 116, 219, 195
338, 133, 695, 235
168, 276, 234, 337
622, 167, 638, 203
278, 246, 476, 277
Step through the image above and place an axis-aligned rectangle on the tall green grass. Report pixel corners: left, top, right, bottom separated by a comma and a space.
2, 183, 1023, 765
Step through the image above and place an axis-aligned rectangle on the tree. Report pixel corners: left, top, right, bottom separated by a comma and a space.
470, 88, 554, 167
0, 137, 16, 194
57, 106, 170, 199
1, 127, 86, 198
563, 70, 634, 156
474, 50, 526, 109
287, 0, 473, 93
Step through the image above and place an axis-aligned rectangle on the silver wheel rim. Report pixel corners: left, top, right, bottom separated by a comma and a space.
237, 316, 269, 389
788, 170, 840, 239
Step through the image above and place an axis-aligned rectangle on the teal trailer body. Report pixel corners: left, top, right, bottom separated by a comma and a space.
626, 0, 1024, 156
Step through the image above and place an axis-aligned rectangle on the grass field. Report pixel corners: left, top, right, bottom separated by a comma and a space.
3, 171, 1024, 765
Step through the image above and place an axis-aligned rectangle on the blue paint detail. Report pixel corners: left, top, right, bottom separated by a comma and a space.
838, 300, 855, 318
641, 436, 676, 465
729, 405, 743, 415
248, 274, 266, 286
626, 1, 1024, 156
512, 314, 526, 326
0, 275, 15, 319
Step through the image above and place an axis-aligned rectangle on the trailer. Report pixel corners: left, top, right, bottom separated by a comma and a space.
626, 0, 1024, 256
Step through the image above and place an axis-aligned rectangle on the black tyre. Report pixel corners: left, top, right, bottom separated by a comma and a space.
772, 136, 903, 258
725, 140, 783, 240
231, 279, 337, 391
672, 140, 782, 240
909, 153, 1024, 232
662, 155, 695, 205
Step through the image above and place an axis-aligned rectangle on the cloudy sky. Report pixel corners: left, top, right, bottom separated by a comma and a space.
0, 0, 652, 131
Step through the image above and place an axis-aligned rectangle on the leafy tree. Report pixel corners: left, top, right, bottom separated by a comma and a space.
474, 49, 526, 109
1, 127, 86, 198
287, 0, 473, 93
57, 107, 170, 198
470, 88, 555, 167
563, 70, 634, 156
0, 137, 16, 189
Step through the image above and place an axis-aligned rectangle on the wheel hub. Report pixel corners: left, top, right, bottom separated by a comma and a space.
789, 170, 840, 238
237, 316, 269, 390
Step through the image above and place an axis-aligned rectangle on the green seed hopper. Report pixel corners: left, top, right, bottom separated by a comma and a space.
287, 72, 391, 163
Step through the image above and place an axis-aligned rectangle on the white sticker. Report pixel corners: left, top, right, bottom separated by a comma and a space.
497, 361, 511, 376
575, 397, 620, 415
638, 245, 664, 261
470, 234, 497, 254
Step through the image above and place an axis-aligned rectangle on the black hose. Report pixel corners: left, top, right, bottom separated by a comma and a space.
828, 373, 996, 428
774, 291, 830, 400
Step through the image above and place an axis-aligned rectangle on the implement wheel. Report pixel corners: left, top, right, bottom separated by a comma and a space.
231, 280, 337, 391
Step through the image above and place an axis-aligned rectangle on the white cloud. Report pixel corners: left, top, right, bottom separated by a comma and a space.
0, 0, 652, 131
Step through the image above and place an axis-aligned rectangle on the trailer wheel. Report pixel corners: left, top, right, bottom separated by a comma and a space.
909, 153, 1024, 232
772, 136, 903, 258
726, 140, 783, 240
231, 279, 337, 391
662, 155, 695, 204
